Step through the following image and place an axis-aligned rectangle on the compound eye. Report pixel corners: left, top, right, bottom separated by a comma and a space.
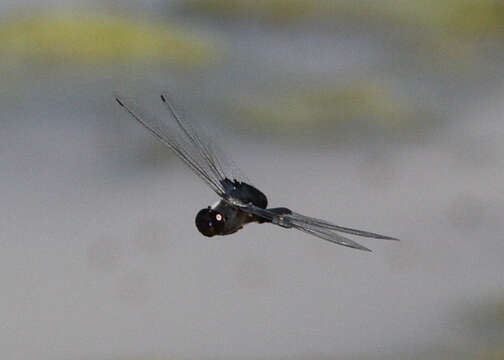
196, 208, 217, 237
216, 213, 223, 221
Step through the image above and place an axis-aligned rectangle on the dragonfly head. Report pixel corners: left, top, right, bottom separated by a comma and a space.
195, 207, 225, 237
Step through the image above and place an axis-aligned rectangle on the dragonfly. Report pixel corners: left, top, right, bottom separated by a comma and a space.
116, 94, 398, 251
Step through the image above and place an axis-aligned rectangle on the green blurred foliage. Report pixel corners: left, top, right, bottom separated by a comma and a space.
0, 12, 220, 67
185, 0, 504, 64
186, 0, 504, 36
234, 77, 433, 138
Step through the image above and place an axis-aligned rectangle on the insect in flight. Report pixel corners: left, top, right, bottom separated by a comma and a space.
116, 94, 398, 251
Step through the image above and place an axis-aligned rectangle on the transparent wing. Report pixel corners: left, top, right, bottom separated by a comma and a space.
238, 205, 397, 251
285, 212, 399, 240
116, 95, 242, 198
159, 94, 250, 186
292, 224, 372, 251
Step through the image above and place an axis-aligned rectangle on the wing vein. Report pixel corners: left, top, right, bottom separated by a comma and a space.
115, 97, 225, 196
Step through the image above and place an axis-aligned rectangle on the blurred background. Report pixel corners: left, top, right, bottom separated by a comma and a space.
1, 1, 504, 359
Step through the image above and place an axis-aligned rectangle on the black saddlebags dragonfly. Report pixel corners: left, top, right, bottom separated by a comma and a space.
116, 94, 398, 251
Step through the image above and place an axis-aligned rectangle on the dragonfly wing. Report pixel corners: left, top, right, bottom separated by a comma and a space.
238, 205, 395, 251
116, 95, 240, 198
292, 225, 372, 251
160, 94, 249, 186
286, 212, 399, 240
234, 203, 276, 220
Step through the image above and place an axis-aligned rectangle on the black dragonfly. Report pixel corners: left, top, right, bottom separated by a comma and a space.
116, 94, 398, 251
